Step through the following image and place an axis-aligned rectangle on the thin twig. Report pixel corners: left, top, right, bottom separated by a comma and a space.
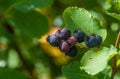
110, 32, 120, 79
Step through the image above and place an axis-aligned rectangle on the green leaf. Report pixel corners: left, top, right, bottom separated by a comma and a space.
0, 68, 29, 79
106, 0, 120, 20
63, 7, 107, 41
114, 71, 120, 79
96, 72, 110, 79
0, 0, 53, 12
62, 61, 98, 79
80, 45, 117, 75
7, 10, 49, 38
117, 59, 120, 67
96, 65, 111, 79
102, 30, 117, 46
8, 49, 20, 68
0, 0, 21, 12
14, 0, 53, 12
0, 25, 7, 36
106, 12, 120, 21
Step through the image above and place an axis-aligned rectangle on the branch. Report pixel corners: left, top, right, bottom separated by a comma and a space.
110, 31, 120, 79
2, 22, 35, 79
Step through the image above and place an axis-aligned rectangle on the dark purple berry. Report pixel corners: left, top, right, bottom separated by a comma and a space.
95, 35, 102, 45
59, 41, 70, 52
66, 46, 77, 57
47, 35, 60, 46
74, 30, 85, 43
67, 36, 77, 46
85, 35, 98, 48
55, 28, 71, 40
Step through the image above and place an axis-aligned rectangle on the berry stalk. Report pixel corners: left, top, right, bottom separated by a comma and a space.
110, 31, 120, 79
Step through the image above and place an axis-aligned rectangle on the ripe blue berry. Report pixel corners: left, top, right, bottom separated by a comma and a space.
85, 34, 102, 48
59, 41, 70, 52
96, 35, 102, 45
55, 28, 71, 40
66, 46, 77, 57
85, 35, 98, 48
74, 30, 85, 43
67, 36, 77, 46
47, 35, 61, 46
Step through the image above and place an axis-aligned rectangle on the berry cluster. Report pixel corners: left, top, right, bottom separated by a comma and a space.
47, 28, 102, 57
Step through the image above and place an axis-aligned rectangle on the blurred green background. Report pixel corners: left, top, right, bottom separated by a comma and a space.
0, 0, 120, 79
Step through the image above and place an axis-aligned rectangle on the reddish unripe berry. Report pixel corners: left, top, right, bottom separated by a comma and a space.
59, 41, 70, 52
67, 36, 77, 46
55, 28, 71, 40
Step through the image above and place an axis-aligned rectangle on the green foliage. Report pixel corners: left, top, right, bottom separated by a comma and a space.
14, 0, 53, 12
107, 12, 120, 20
103, 30, 117, 46
108, 0, 120, 13
0, 0, 19, 12
0, 0, 120, 79
80, 46, 117, 75
0, 68, 29, 79
7, 10, 49, 38
62, 61, 98, 79
63, 7, 107, 41
0, 0, 53, 13
7, 49, 20, 68
114, 71, 120, 79
107, 0, 120, 20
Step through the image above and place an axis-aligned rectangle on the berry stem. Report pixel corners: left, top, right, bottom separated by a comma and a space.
110, 31, 120, 79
